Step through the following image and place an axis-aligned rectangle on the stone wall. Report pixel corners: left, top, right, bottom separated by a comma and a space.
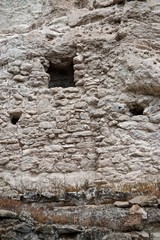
0, 0, 160, 195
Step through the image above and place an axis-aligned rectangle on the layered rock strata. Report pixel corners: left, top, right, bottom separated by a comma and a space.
0, 192, 160, 240
0, 0, 160, 195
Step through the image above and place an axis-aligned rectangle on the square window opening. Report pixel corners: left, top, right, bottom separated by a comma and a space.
47, 60, 75, 88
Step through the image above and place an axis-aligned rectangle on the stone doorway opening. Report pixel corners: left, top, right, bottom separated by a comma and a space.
47, 60, 75, 88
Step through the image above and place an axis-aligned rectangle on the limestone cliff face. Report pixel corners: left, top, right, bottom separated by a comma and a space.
0, 0, 160, 194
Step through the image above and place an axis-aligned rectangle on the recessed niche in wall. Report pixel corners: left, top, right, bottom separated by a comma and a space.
10, 112, 22, 125
74, 0, 88, 8
47, 60, 75, 88
129, 104, 144, 116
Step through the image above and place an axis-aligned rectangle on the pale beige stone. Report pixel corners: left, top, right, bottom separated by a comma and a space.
130, 204, 148, 220
0, 210, 18, 219
129, 196, 158, 207
0, 0, 159, 194
114, 201, 130, 208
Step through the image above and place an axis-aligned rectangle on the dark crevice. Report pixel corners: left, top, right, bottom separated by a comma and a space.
74, 0, 88, 8
47, 60, 75, 88
59, 233, 78, 238
129, 104, 144, 115
10, 112, 21, 125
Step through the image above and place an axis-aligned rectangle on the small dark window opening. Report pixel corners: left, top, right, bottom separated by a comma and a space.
47, 60, 75, 88
10, 112, 21, 125
129, 104, 144, 116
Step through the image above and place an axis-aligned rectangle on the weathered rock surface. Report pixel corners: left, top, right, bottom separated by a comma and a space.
0, 0, 160, 220
0, 198, 160, 240
0, 0, 160, 236
0, 209, 18, 219
129, 195, 158, 207
1, 1, 160, 239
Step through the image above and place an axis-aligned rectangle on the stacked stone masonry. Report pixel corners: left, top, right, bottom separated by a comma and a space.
0, 0, 160, 194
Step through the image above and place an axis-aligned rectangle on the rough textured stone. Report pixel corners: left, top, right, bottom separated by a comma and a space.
1, 202, 159, 239
129, 196, 158, 207
0, 0, 160, 201
122, 213, 144, 232
0, 210, 18, 219
114, 201, 130, 208
130, 204, 148, 220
